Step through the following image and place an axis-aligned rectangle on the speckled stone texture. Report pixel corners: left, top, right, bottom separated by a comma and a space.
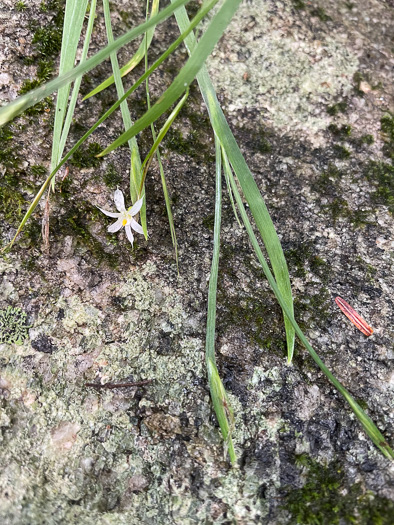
0, 0, 393, 523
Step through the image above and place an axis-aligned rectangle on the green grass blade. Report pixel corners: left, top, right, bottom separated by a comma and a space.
84, 0, 160, 101
0, 0, 190, 126
222, 158, 242, 228
144, 2, 178, 267
171, 1, 295, 362
103, 0, 146, 236
98, 0, 242, 157
174, 1, 392, 459
206, 134, 222, 366
57, 0, 97, 171
223, 147, 394, 461
206, 137, 236, 464
207, 359, 236, 465
155, 147, 179, 266
51, 0, 89, 177
139, 89, 189, 195
5, 1, 219, 248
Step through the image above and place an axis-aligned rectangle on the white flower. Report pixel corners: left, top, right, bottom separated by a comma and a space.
98, 189, 144, 246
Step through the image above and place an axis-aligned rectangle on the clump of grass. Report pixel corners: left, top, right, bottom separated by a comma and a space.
0, 0, 392, 466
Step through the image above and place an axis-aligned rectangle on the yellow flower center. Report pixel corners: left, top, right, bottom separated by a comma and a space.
122, 218, 127, 226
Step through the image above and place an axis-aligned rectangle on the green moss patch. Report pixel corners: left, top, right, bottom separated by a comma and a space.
53, 197, 119, 267
164, 127, 214, 162
103, 163, 122, 189
328, 124, 352, 138
327, 101, 347, 116
69, 142, 103, 169
380, 113, 394, 160
333, 144, 351, 159
283, 455, 394, 525
363, 161, 394, 214
284, 240, 328, 282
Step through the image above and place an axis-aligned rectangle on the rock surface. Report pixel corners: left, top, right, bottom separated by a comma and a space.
0, 0, 393, 523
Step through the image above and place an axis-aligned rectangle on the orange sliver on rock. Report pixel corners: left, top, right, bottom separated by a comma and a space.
335, 296, 374, 336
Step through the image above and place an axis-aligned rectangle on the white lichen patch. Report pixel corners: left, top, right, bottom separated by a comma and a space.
0, 257, 214, 523
213, 468, 267, 523
59, 295, 104, 334
204, 0, 358, 138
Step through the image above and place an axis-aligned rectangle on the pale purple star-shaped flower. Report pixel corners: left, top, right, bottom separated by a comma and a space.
98, 189, 144, 246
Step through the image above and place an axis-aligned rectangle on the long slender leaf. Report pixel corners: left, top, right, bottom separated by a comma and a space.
103, 0, 146, 236
98, 0, 242, 156
57, 0, 97, 173
139, 89, 189, 196
51, 0, 89, 178
84, 0, 160, 101
206, 135, 222, 367
0, 0, 190, 126
174, 1, 392, 459
5, 0, 219, 248
144, 0, 178, 267
207, 358, 236, 464
171, 1, 295, 361
222, 147, 394, 460
206, 137, 236, 464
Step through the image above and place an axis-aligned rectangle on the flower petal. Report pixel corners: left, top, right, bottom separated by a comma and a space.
130, 218, 144, 235
108, 218, 124, 233
125, 224, 134, 245
97, 206, 120, 218
114, 189, 126, 212
129, 196, 144, 216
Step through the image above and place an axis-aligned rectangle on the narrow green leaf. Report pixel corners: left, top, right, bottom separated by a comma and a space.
174, 2, 392, 459
5, 0, 218, 248
57, 0, 97, 166
207, 359, 236, 465
205, 136, 236, 464
139, 90, 189, 196
223, 147, 394, 460
51, 0, 89, 177
83, 0, 160, 100
98, 0, 242, 157
103, 0, 146, 236
206, 134, 222, 367
156, 149, 179, 266
144, 1, 178, 267
171, 1, 295, 361
0, 0, 190, 126
222, 158, 242, 228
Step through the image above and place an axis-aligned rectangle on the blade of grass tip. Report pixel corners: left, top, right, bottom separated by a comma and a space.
103, 0, 147, 237
222, 146, 394, 460
51, 0, 90, 183
6, 0, 220, 248
206, 136, 236, 464
83, 0, 160, 101
0, 0, 190, 126
171, 1, 295, 363
207, 360, 236, 465
144, 1, 178, 267
98, 0, 242, 157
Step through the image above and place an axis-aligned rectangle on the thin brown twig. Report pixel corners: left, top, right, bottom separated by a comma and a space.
85, 379, 153, 389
